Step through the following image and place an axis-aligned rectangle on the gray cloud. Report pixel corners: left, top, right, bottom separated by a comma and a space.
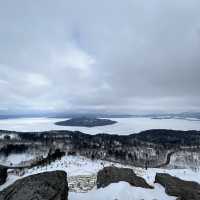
0, 0, 200, 114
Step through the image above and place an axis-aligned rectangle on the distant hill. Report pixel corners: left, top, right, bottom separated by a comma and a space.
55, 117, 117, 127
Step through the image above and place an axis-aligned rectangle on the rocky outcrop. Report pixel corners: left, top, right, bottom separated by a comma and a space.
0, 170, 68, 200
97, 166, 153, 189
0, 167, 7, 185
155, 173, 200, 200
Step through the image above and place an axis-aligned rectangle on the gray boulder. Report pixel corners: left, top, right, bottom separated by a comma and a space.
0, 170, 68, 200
97, 166, 153, 189
155, 173, 200, 200
0, 167, 7, 186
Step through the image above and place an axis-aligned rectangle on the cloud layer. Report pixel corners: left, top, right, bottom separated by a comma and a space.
0, 0, 200, 114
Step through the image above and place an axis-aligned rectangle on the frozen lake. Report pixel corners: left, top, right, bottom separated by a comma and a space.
0, 117, 200, 135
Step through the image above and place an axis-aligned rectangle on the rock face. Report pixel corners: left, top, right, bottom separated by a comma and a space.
0, 170, 68, 200
0, 167, 7, 186
155, 173, 200, 200
97, 166, 153, 189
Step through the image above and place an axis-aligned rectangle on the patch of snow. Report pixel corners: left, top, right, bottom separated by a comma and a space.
168, 151, 200, 170
0, 175, 19, 191
141, 168, 200, 185
25, 156, 126, 177
0, 133, 18, 140
0, 153, 35, 165
69, 182, 176, 200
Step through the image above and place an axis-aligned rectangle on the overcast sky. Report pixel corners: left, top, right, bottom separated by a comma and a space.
0, 0, 200, 115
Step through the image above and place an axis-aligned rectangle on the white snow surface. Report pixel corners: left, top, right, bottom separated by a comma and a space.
0, 175, 19, 191
0, 153, 35, 165
1, 155, 200, 200
0, 117, 200, 134
69, 182, 176, 200
25, 156, 114, 177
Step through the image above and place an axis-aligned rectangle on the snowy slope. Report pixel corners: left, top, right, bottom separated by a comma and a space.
1, 155, 200, 199
69, 182, 176, 200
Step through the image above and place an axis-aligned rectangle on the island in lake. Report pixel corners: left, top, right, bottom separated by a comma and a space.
55, 117, 117, 127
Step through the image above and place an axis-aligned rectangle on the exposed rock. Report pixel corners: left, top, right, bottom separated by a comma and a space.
97, 166, 153, 189
155, 173, 200, 200
68, 174, 96, 192
0, 170, 68, 200
0, 167, 7, 186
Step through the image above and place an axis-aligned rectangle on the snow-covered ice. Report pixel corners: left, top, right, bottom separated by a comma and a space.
0, 117, 200, 134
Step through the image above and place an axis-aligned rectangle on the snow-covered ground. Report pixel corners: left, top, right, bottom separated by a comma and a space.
0, 117, 200, 134
168, 151, 200, 170
25, 156, 114, 177
0, 153, 35, 165
69, 182, 176, 200
0, 133, 19, 140
1, 155, 200, 200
